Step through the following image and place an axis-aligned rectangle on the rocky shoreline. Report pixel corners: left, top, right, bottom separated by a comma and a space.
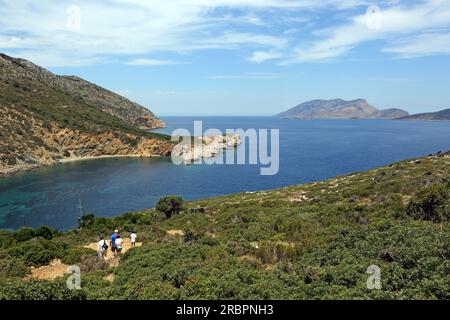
173, 134, 242, 164
0, 153, 170, 179
0, 107, 174, 178
0, 163, 42, 178
0, 134, 241, 178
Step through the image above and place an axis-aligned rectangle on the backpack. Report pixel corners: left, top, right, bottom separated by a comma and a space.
102, 240, 109, 250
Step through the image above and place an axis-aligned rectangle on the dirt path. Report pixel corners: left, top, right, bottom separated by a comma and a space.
166, 229, 184, 236
25, 238, 142, 280
83, 238, 142, 267
25, 259, 70, 280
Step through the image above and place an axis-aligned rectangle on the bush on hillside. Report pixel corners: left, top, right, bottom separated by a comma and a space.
406, 184, 450, 223
11, 225, 60, 242
156, 196, 184, 219
0, 278, 87, 300
60, 247, 97, 265
0, 258, 29, 278
78, 213, 95, 229
34, 226, 59, 240
6, 240, 68, 267
13, 227, 35, 242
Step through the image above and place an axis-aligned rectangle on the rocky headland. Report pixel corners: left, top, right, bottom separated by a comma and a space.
172, 134, 242, 164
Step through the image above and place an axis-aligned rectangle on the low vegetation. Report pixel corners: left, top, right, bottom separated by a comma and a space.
0, 78, 170, 141
156, 196, 185, 219
0, 152, 449, 300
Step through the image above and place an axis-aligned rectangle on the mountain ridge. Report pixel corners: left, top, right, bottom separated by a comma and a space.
0, 53, 165, 130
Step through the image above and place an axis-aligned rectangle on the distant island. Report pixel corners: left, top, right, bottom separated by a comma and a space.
398, 108, 450, 121
277, 99, 409, 120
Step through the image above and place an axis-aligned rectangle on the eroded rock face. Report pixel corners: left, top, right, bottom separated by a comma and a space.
0, 53, 172, 176
0, 53, 165, 129
0, 105, 173, 176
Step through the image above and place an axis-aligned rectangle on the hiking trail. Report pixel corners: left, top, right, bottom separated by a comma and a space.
25, 238, 142, 280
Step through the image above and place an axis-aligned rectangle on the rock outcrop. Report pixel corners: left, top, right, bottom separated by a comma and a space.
172, 134, 242, 164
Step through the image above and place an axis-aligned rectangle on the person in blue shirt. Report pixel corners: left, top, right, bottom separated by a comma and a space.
110, 229, 119, 254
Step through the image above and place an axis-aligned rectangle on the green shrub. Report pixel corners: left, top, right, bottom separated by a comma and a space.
77, 255, 109, 274
0, 278, 87, 300
156, 195, 184, 219
0, 258, 29, 278
89, 217, 116, 233
406, 184, 450, 222
6, 240, 67, 267
0, 233, 16, 250
13, 227, 35, 242
183, 228, 198, 243
78, 213, 95, 229
24, 249, 55, 267
34, 226, 59, 240
60, 247, 96, 265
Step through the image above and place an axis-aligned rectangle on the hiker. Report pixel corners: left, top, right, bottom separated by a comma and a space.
130, 231, 137, 247
115, 234, 124, 255
97, 235, 108, 259
110, 229, 119, 255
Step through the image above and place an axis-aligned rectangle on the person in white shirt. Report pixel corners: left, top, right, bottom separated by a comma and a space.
130, 231, 137, 247
115, 235, 124, 255
97, 236, 108, 259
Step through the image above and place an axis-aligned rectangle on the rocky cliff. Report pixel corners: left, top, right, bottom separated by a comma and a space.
278, 99, 409, 119
0, 54, 172, 177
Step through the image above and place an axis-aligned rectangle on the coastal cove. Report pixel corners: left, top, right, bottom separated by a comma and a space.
1, 116, 450, 231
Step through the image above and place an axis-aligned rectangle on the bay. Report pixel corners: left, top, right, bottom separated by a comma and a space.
1, 116, 449, 230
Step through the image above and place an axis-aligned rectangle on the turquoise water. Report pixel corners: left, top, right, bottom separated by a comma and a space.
1, 117, 450, 230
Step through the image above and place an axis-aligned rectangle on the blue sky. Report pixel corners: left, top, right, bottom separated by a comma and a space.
1, 0, 450, 116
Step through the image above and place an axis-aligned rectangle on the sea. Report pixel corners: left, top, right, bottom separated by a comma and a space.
1, 116, 450, 230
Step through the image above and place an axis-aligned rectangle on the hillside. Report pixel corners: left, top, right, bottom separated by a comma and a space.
0, 54, 164, 130
0, 54, 173, 176
278, 99, 409, 119
0, 151, 449, 300
398, 108, 450, 121
371, 108, 409, 119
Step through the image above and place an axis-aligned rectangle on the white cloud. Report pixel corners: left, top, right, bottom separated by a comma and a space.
125, 58, 185, 66
0, 0, 368, 66
1, 0, 450, 66
248, 51, 282, 63
281, 0, 450, 63
383, 32, 450, 57
208, 72, 292, 79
